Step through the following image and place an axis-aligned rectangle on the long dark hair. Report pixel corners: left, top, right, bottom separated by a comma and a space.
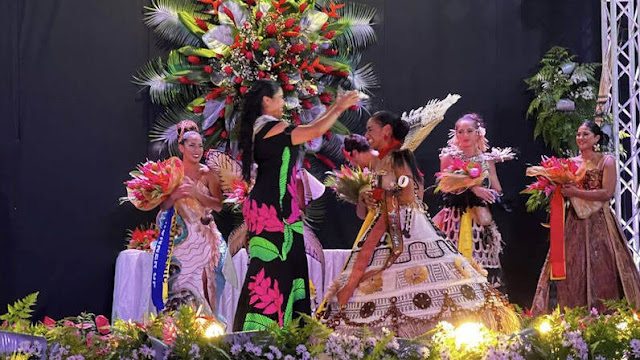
239, 80, 280, 181
370, 111, 423, 184
581, 120, 610, 150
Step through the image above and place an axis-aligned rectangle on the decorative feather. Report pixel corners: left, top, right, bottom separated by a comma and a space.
331, 2, 377, 52
133, 58, 202, 107
401, 94, 461, 151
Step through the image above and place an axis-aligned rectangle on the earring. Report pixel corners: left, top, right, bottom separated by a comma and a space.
593, 143, 601, 152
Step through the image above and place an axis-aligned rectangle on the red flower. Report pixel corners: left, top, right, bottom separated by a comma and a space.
205, 125, 218, 136
325, 131, 332, 140
310, 43, 318, 52
193, 106, 204, 114
321, 22, 329, 31
194, 18, 209, 31
257, 71, 266, 79
252, 40, 260, 50
268, 47, 276, 56
219, 108, 226, 118
187, 56, 201, 64
95, 315, 110, 335
301, 99, 313, 109
283, 31, 300, 37
43, 316, 56, 327
283, 84, 294, 91
323, 1, 344, 18
292, 111, 301, 125
221, 130, 228, 139
348, 104, 359, 111
256, 11, 263, 20
323, 30, 336, 39
289, 58, 298, 65
307, 87, 316, 95
222, 7, 236, 24
289, 44, 305, 54
178, 76, 196, 84
285, 18, 295, 28
240, 86, 248, 95
225, 96, 233, 104
203, 65, 213, 74
278, 72, 289, 83
223, 66, 233, 75
266, 23, 277, 36
324, 49, 338, 56
245, 0, 256, 6
205, 87, 225, 100
299, 2, 308, 12
293, 25, 301, 32
245, 51, 254, 61
319, 93, 333, 104
235, 76, 243, 84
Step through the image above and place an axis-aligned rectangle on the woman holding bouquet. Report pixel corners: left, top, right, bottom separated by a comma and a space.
317, 111, 518, 337
157, 121, 228, 321
434, 114, 507, 292
233, 80, 359, 331
531, 121, 640, 314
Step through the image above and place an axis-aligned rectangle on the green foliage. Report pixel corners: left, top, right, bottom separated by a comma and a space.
525, 46, 600, 155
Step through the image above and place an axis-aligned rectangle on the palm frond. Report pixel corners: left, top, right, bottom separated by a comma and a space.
150, 106, 202, 155
349, 62, 378, 93
133, 58, 202, 106
144, 0, 204, 46
332, 2, 377, 52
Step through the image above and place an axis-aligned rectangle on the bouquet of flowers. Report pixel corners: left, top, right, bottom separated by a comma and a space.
522, 156, 585, 213
224, 180, 252, 208
120, 157, 184, 211
125, 224, 159, 251
434, 158, 486, 193
324, 165, 372, 204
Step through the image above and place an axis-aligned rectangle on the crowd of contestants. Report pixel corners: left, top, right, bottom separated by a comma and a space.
161, 80, 640, 335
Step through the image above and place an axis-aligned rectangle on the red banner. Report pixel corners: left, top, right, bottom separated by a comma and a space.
549, 188, 566, 280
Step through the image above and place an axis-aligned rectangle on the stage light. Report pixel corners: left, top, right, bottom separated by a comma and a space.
204, 322, 225, 338
453, 322, 485, 348
538, 320, 552, 334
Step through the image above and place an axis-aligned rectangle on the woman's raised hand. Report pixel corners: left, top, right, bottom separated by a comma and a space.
334, 90, 360, 112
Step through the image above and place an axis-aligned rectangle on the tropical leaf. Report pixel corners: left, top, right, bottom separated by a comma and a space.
0, 292, 38, 324
349, 62, 378, 93
133, 58, 202, 106
149, 106, 202, 155
249, 237, 280, 262
284, 278, 307, 325
143, 0, 204, 46
242, 312, 277, 331
332, 2, 377, 52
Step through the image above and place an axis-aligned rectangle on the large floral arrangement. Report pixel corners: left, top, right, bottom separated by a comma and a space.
125, 224, 160, 251
524, 46, 600, 155
5, 293, 640, 360
434, 158, 486, 194
135, 0, 377, 170
522, 156, 585, 213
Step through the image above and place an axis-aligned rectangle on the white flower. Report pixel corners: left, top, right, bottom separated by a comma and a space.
419, 346, 430, 358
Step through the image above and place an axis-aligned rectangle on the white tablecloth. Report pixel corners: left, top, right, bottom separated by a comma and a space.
112, 248, 351, 331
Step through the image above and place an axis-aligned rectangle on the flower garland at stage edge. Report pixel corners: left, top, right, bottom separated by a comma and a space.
522, 156, 586, 280
135, 0, 377, 169
6, 293, 640, 360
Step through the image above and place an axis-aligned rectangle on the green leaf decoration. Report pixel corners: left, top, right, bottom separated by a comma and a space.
178, 11, 206, 37
243, 312, 277, 331
178, 45, 217, 58
279, 147, 291, 211
282, 225, 293, 261
143, 0, 205, 46
249, 237, 280, 262
0, 292, 38, 324
284, 278, 306, 325
330, 120, 351, 135
291, 220, 303, 234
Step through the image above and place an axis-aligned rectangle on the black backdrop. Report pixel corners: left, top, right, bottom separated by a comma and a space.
0, 0, 600, 319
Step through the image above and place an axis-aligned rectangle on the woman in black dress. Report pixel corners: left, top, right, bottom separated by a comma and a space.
233, 80, 358, 331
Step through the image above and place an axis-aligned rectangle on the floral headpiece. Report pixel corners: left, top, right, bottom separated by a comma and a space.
446, 125, 489, 153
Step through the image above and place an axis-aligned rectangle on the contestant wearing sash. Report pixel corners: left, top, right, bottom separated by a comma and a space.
157, 123, 227, 321
317, 111, 517, 337
531, 121, 640, 314
434, 114, 508, 292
